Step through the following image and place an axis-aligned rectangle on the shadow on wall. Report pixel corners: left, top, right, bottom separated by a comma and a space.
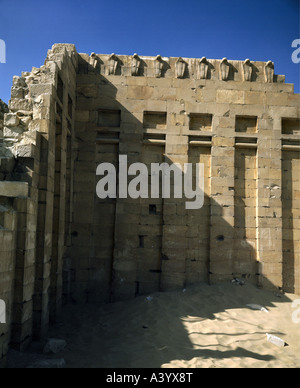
282, 153, 297, 293
69, 55, 294, 305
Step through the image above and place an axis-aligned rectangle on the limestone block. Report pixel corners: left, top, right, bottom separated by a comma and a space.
126, 76, 147, 86
160, 272, 186, 290
266, 92, 289, 106
11, 87, 25, 99
127, 85, 154, 100
153, 87, 176, 101
76, 85, 98, 98
216, 90, 245, 104
3, 126, 24, 140
9, 98, 32, 112
12, 76, 27, 88
29, 83, 54, 97
28, 119, 48, 133
15, 144, 34, 158
197, 88, 216, 103
0, 182, 29, 198
147, 77, 172, 88
212, 137, 235, 147
4, 113, 20, 127
245, 91, 266, 105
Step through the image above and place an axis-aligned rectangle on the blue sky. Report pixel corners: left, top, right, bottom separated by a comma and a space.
0, 0, 299, 103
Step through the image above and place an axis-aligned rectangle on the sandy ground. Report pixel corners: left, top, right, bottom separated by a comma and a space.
8, 282, 300, 368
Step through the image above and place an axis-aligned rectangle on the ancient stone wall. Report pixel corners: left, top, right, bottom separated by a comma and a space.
72, 52, 300, 302
0, 45, 299, 366
0, 44, 77, 365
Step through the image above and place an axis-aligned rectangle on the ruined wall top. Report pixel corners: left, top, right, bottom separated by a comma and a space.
0, 44, 78, 159
78, 51, 289, 86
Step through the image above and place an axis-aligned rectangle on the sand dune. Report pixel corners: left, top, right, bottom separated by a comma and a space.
43, 282, 300, 368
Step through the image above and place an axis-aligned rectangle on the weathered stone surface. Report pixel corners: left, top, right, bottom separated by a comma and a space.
4, 113, 20, 127
0, 181, 29, 198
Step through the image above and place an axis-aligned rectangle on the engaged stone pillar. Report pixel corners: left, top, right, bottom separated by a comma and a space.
160, 133, 189, 291
256, 114, 283, 290
209, 115, 235, 284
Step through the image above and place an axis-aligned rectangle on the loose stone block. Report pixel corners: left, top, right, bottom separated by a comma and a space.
0, 182, 29, 198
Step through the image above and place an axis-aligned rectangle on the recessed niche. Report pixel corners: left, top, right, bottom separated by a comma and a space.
56, 103, 62, 123
57, 74, 64, 103
139, 235, 145, 248
98, 109, 121, 127
96, 131, 120, 143
149, 204, 157, 215
235, 137, 257, 144
189, 113, 212, 131
143, 111, 167, 129
282, 118, 300, 135
68, 94, 73, 119
235, 115, 257, 133
143, 133, 166, 141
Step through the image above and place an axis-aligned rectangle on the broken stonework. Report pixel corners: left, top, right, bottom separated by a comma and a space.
0, 181, 28, 198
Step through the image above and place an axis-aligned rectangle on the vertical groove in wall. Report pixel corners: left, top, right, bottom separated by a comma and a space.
94, 141, 118, 302
50, 121, 62, 323
255, 149, 261, 287
160, 134, 189, 292
187, 146, 211, 284
234, 148, 258, 284
282, 151, 300, 294
62, 133, 72, 304
136, 144, 164, 295
33, 133, 49, 339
